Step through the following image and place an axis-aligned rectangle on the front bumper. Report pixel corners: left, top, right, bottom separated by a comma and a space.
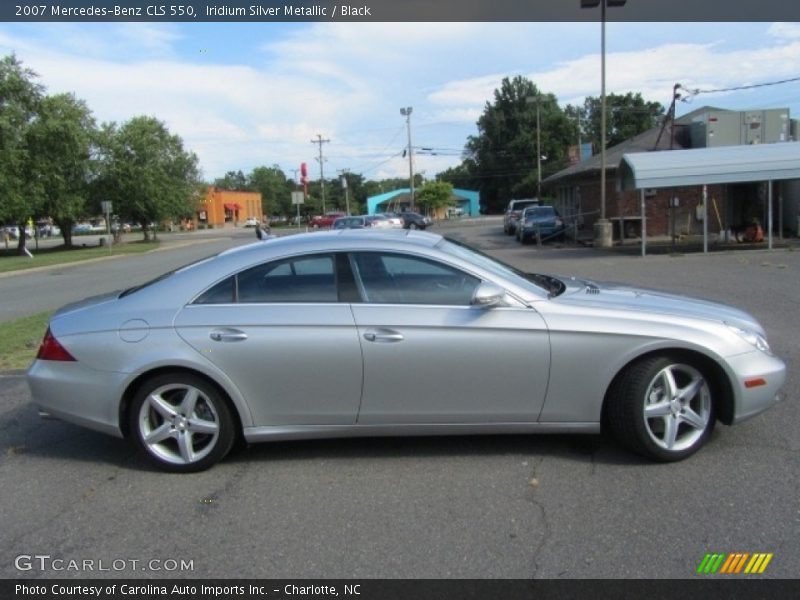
726, 351, 786, 424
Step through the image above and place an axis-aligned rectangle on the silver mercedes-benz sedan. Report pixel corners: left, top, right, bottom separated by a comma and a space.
27, 230, 785, 472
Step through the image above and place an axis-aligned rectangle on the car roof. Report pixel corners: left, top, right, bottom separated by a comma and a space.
122, 230, 447, 308
219, 229, 442, 260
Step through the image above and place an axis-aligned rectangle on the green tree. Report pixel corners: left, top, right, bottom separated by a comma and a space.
248, 165, 292, 217
415, 181, 454, 215
214, 170, 248, 191
0, 55, 43, 255
437, 161, 477, 191
24, 93, 96, 247
464, 76, 574, 213
568, 92, 664, 151
95, 116, 200, 241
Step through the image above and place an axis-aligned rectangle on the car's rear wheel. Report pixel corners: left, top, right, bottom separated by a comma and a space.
607, 356, 715, 461
129, 373, 236, 472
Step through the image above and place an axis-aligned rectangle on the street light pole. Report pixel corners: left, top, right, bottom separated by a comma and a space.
581, 0, 626, 248
400, 106, 415, 210
600, 0, 607, 223
526, 95, 543, 199
338, 169, 351, 216
536, 99, 542, 198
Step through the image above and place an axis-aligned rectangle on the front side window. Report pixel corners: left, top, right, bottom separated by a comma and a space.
350, 252, 479, 305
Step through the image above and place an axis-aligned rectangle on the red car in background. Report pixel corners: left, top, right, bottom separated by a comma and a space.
310, 212, 346, 229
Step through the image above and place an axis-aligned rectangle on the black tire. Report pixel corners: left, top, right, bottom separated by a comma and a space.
129, 372, 236, 472
606, 355, 715, 462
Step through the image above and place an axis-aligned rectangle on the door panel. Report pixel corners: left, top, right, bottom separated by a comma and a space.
351, 305, 550, 424
175, 304, 362, 426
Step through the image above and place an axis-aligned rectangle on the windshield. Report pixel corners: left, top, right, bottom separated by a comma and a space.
526, 206, 556, 218
437, 237, 564, 297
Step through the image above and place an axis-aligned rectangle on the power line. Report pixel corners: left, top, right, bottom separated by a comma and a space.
680, 76, 800, 96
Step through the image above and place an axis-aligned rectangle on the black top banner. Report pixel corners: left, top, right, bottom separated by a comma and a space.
3, 0, 800, 23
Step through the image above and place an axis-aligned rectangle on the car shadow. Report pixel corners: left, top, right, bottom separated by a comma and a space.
4, 399, 652, 470
230, 431, 649, 468
0, 403, 144, 470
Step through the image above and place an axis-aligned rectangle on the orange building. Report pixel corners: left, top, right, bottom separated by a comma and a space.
197, 187, 263, 227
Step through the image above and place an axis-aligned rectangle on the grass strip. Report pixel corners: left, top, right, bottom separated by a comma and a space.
0, 311, 52, 371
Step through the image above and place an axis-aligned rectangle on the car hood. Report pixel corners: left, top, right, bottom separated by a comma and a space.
552, 277, 763, 333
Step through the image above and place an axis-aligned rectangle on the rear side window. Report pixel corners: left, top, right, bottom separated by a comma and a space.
194, 254, 338, 304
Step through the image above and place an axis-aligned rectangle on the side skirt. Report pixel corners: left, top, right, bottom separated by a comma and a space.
243, 422, 600, 443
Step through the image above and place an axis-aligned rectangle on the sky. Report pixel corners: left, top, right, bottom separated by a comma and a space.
1, 20, 799, 184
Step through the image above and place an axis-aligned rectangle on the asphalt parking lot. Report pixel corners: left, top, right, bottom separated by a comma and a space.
1, 219, 797, 579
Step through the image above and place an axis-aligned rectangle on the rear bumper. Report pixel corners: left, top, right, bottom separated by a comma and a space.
522, 224, 565, 235
27, 360, 126, 438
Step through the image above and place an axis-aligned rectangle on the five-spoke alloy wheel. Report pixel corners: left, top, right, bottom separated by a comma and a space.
130, 373, 235, 472
607, 355, 715, 461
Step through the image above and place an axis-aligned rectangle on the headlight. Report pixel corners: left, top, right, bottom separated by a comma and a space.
726, 323, 772, 354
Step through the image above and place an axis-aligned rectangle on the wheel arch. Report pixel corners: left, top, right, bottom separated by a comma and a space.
601, 348, 736, 431
118, 366, 245, 440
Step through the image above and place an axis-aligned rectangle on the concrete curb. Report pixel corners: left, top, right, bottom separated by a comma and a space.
0, 238, 224, 280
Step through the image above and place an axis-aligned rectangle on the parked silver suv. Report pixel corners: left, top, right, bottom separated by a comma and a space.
502, 198, 539, 235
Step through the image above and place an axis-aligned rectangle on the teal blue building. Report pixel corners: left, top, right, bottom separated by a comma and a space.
366, 188, 480, 217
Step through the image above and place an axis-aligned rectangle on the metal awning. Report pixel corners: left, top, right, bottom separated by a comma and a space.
619, 142, 800, 191
224, 203, 241, 210
618, 143, 800, 256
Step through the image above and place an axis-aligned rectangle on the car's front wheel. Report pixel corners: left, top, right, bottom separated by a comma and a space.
607, 356, 715, 461
129, 373, 236, 472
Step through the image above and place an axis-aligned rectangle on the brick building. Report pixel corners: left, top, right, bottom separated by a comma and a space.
544, 106, 796, 242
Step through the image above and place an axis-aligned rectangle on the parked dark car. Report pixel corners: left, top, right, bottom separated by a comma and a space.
503, 199, 539, 235
399, 211, 432, 230
516, 205, 565, 244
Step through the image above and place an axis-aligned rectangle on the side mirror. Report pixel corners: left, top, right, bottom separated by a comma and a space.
471, 281, 507, 308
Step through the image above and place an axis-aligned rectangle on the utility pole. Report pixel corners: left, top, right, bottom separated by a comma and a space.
400, 107, 414, 210
311, 134, 330, 213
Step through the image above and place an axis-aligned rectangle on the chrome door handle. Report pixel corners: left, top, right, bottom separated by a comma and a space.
363, 330, 404, 343
210, 329, 248, 342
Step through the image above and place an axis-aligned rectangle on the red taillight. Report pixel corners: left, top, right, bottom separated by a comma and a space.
36, 328, 76, 362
